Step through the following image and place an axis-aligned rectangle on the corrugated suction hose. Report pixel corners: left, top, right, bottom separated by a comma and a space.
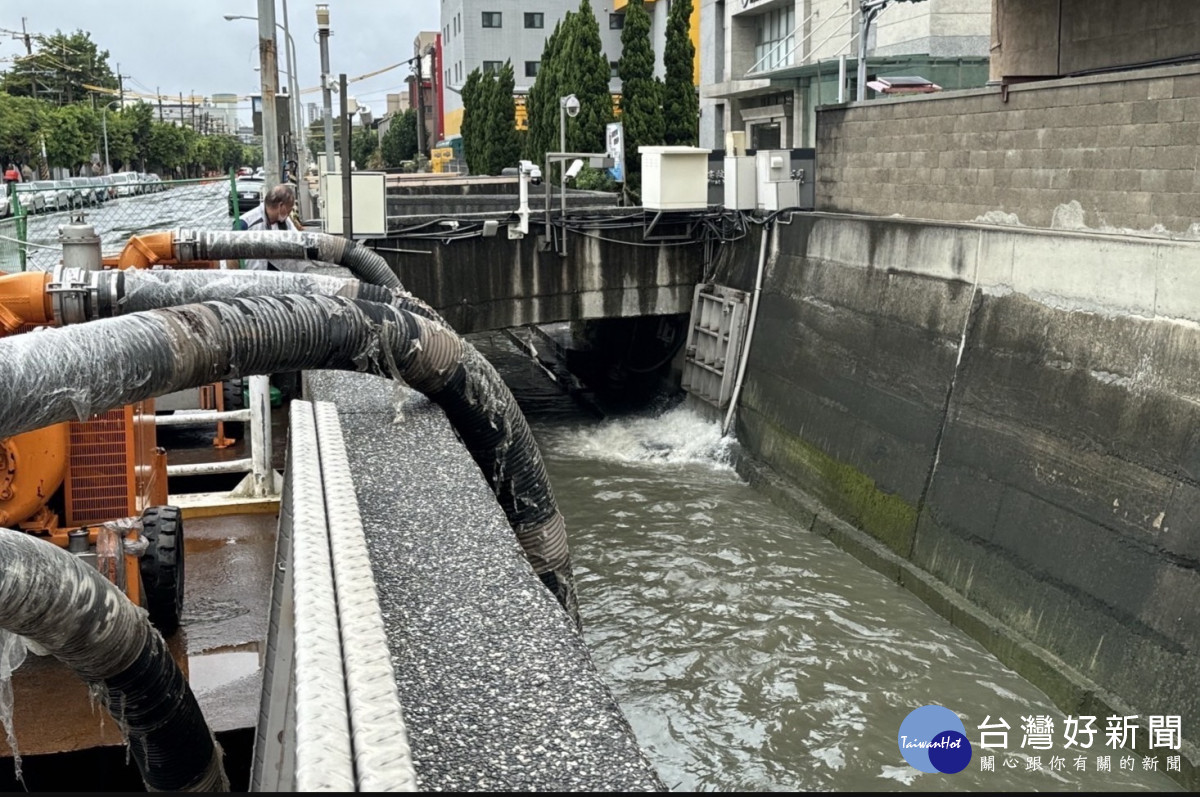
0, 295, 578, 625
0, 529, 226, 791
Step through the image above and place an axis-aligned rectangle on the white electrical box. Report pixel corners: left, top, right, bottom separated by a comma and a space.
755, 149, 800, 212
639, 146, 712, 211
723, 156, 756, 210
322, 171, 387, 236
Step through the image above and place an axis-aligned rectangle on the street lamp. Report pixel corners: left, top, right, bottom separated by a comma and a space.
224, 11, 306, 171
558, 94, 580, 228
101, 99, 121, 175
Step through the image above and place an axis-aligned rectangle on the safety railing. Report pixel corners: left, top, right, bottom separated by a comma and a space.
157, 375, 280, 507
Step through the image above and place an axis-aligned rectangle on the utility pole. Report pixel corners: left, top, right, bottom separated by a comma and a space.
157, 88, 163, 122
117, 63, 125, 106
339, 72, 352, 238
414, 48, 426, 160
317, 4, 335, 175
190, 90, 196, 131
257, 0, 281, 192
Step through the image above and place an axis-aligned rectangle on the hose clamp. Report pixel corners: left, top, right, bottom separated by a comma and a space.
174, 228, 200, 263
47, 266, 119, 324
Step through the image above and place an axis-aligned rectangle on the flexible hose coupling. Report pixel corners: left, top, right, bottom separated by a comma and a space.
47, 265, 123, 325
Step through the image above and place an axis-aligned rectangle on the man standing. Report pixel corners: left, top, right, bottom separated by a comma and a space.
233, 183, 300, 270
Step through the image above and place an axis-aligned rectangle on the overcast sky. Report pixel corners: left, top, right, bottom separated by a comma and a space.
1, 0, 440, 122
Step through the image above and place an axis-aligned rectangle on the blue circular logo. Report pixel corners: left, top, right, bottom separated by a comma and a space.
898, 705, 972, 774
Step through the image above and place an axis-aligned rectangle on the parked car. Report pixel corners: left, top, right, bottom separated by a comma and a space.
233, 176, 263, 214
87, 176, 109, 203
31, 180, 62, 212
69, 177, 96, 206
111, 172, 139, 197
13, 182, 46, 214
53, 180, 81, 210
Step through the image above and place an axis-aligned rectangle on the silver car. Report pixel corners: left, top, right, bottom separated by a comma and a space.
31, 180, 60, 211
70, 177, 97, 206
13, 183, 46, 213
52, 180, 78, 210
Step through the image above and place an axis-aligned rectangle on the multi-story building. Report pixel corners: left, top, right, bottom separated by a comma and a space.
700, 0, 991, 150
439, 1, 626, 139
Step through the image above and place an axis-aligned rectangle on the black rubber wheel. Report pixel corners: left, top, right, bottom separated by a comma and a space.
222, 377, 245, 439
140, 505, 185, 636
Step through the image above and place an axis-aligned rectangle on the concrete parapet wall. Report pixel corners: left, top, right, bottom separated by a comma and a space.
816, 62, 1200, 233
720, 212, 1200, 785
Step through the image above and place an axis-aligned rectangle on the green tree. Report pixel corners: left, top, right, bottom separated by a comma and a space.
524, 19, 563, 168
0, 92, 44, 166
617, 0, 662, 182
461, 68, 484, 175
558, 1, 612, 154
380, 109, 419, 167
44, 102, 98, 171
351, 125, 377, 169
488, 61, 521, 174
1, 30, 117, 105
662, 0, 698, 146
121, 102, 154, 171
101, 107, 135, 171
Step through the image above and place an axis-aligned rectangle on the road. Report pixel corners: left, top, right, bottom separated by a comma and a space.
21, 178, 234, 272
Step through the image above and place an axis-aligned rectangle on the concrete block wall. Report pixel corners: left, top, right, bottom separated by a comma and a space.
716, 213, 1200, 786
815, 62, 1200, 234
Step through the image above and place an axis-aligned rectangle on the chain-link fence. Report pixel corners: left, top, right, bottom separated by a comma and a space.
6, 173, 238, 273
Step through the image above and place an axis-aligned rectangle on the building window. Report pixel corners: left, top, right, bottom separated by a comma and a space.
525, 12, 544, 29
483, 60, 503, 74
610, 60, 619, 78
482, 11, 502, 28
609, 13, 624, 29
525, 61, 540, 77
754, 6, 795, 72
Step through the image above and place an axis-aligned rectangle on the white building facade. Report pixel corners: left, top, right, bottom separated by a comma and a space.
700, 0, 991, 150
440, 0, 625, 137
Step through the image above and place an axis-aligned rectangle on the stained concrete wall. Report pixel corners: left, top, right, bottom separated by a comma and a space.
816, 61, 1200, 233
991, 0, 1200, 80
714, 213, 1200, 784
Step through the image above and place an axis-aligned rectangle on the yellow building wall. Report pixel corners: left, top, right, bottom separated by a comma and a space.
443, 107, 464, 137
612, 0, 701, 86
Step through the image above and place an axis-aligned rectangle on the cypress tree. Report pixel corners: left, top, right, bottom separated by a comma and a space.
524, 18, 564, 167
461, 68, 483, 174
558, 0, 612, 154
617, 0, 662, 181
490, 61, 522, 173
662, 0, 699, 146
474, 70, 499, 174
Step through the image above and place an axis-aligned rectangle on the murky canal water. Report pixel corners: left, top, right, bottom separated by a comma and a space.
474, 330, 1180, 792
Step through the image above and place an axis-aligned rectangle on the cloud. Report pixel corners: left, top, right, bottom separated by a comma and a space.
2, 0, 439, 122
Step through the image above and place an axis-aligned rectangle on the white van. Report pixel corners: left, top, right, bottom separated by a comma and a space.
111, 172, 140, 197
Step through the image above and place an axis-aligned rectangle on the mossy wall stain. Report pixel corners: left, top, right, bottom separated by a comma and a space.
754, 414, 918, 557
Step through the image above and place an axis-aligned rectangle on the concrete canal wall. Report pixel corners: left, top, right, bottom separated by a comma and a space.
715, 214, 1200, 783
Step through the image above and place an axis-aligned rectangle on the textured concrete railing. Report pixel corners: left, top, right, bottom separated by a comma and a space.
251, 399, 417, 792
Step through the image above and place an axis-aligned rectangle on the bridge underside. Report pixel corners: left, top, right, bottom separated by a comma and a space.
375, 222, 708, 334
